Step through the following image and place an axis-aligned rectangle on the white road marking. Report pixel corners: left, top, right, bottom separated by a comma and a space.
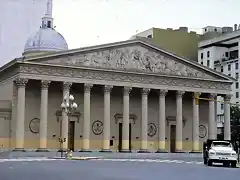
93, 158, 203, 165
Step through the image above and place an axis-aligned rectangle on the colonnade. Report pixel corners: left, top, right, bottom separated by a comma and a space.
13, 78, 232, 152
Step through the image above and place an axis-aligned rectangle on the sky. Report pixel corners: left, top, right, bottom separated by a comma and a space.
0, 0, 240, 65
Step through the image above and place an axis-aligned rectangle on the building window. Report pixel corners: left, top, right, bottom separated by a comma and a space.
201, 53, 203, 59
221, 66, 223, 72
214, 67, 216, 71
236, 92, 239, 98
236, 82, 239, 89
221, 103, 224, 110
225, 52, 229, 57
207, 51, 210, 58
147, 35, 152, 38
236, 72, 239, 79
47, 21, 51, 28
228, 64, 231, 71
236, 63, 239, 70
228, 73, 231, 76
207, 60, 210, 67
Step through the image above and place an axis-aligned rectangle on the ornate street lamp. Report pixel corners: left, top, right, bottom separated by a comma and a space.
58, 94, 77, 157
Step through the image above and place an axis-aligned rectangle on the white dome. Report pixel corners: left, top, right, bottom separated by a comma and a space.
24, 28, 68, 53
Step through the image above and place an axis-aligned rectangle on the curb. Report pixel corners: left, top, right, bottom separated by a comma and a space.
69, 157, 101, 160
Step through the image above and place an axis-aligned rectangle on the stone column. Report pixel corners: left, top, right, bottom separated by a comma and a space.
61, 82, 72, 151
81, 83, 93, 152
224, 94, 232, 140
13, 78, 28, 151
138, 88, 150, 153
100, 85, 113, 152
208, 93, 217, 139
156, 90, 168, 153
176, 90, 185, 152
191, 92, 201, 152
121, 86, 132, 152
36, 80, 51, 152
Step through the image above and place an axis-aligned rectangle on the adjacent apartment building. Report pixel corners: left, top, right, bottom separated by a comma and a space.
130, 27, 200, 61
198, 24, 240, 130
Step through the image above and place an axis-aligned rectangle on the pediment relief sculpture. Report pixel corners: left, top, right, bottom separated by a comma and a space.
42, 46, 215, 79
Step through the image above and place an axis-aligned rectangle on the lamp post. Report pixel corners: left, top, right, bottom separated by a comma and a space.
59, 94, 77, 158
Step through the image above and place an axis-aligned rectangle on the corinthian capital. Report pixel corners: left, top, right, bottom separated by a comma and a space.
84, 83, 93, 92
104, 85, 113, 93
14, 78, 28, 88
159, 89, 168, 97
209, 93, 217, 100
176, 90, 185, 98
123, 86, 132, 95
41, 80, 51, 89
141, 88, 150, 96
63, 82, 72, 91
224, 94, 232, 102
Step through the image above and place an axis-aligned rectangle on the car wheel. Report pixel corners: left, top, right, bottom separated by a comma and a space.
223, 162, 230, 167
231, 161, 237, 168
207, 160, 212, 166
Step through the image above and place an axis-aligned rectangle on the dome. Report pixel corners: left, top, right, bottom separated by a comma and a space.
24, 28, 68, 53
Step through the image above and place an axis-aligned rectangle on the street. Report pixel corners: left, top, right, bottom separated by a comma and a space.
0, 158, 239, 180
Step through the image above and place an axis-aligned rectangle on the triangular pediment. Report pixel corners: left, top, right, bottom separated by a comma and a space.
22, 39, 234, 82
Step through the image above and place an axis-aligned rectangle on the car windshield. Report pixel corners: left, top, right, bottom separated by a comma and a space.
212, 142, 231, 147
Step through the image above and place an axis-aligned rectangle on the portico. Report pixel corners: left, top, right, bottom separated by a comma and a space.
0, 39, 235, 152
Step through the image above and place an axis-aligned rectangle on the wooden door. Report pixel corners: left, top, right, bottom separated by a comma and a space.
118, 123, 132, 151
68, 121, 75, 151
170, 125, 176, 153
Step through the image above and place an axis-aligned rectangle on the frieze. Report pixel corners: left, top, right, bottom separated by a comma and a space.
19, 65, 231, 91
41, 45, 217, 80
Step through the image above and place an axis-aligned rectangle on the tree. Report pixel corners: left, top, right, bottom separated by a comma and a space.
230, 105, 240, 142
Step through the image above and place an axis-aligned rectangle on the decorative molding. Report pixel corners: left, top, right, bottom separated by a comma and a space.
19, 65, 232, 91
84, 83, 93, 93
147, 123, 157, 137
55, 110, 81, 123
159, 89, 168, 97
41, 45, 218, 80
199, 125, 207, 138
114, 113, 137, 124
14, 78, 28, 87
166, 116, 187, 127
141, 88, 150, 96
92, 120, 103, 135
104, 85, 113, 93
41, 80, 51, 89
29, 118, 40, 134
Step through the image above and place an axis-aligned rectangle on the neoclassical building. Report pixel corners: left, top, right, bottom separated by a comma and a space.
0, 0, 235, 153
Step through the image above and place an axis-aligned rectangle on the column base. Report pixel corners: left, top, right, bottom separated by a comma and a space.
137, 149, 150, 153
12, 148, 26, 152
174, 150, 185, 153
36, 148, 49, 152
119, 149, 131, 153
99, 149, 112, 152
155, 149, 168, 153
79, 149, 92, 152
190, 150, 202, 153
58, 149, 67, 152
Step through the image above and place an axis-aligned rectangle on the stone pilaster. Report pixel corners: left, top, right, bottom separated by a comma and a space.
208, 93, 217, 139
81, 83, 93, 152
175, 90, 185, 152
121, 86, 132, 152
100, 85, 113, 152
61, 82, 72, 151
156, 89, 168, 153
224, 94, 232, 140
191, 92, 201, 153
13, 78, 28, 152
36, 80, 51, 152
138, 88, 150, 153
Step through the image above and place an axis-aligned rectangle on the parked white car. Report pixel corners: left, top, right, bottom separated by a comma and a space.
203, 140, 237, 168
